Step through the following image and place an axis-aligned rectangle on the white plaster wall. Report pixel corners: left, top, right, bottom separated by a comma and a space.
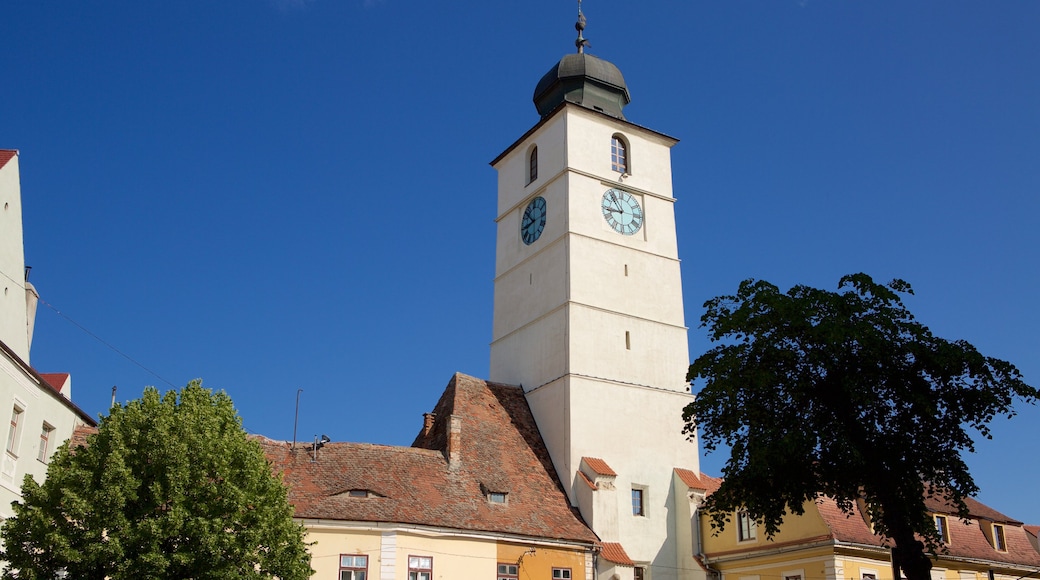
0, 155, 29, 362
0, 355, 87, 520
490, 307, 567, 390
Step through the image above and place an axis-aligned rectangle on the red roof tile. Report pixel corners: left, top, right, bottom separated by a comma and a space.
815, 496, 1040, 567
675, 468, 722, 494
262, 373, 597, 544
1025, 525, 1039, 540
600, 542, 635, 566
39, 373, 70, 394
577, 469, 597, 490
582, 457, 617, 477
0, 150, 15, 171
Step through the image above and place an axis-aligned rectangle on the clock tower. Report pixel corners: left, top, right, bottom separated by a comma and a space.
489, 10, 704, 580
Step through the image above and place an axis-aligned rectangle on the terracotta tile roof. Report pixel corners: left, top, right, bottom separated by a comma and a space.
600, 542, 635, 566
1025, 525, 1039, 540
675, 468, 722, 494
925, 493, 1018, 524
0, 150, 15, 170
577, 469, 597, 490
39, 373, 70, 394
815, 496, 1040, 567
582, 457, 616, 476
262, 373, 597, 544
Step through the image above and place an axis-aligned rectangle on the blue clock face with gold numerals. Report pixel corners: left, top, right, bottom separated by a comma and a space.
601, 188, 643, 235
521, 196, 547, 245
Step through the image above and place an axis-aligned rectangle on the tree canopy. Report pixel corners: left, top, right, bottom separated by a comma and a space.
684, 274, 1037, 580
0, 380, 312, 580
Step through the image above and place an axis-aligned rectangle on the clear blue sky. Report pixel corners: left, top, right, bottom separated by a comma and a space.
4, 1, 1039, 524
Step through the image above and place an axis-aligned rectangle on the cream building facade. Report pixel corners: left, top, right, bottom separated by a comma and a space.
699, 495, 1040, 580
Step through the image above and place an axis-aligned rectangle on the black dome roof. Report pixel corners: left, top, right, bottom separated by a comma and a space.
533, 52, 631, 119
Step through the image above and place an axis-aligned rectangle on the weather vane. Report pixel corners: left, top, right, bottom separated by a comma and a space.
575, 0, 590, 53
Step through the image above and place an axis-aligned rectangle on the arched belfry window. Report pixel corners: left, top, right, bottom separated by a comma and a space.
528, 146, 538, 184
611, 136, 628, 174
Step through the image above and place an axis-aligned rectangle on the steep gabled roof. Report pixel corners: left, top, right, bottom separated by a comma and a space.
0, 150, 16, 170
39, 373, 70, 395
675, 468, 722, 495
816, 496, 1040, 567
261, 373, 597, 544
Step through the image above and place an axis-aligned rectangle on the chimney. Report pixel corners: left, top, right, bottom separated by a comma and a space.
24, 279, 38, 355
422, 413, 436, 437
447, 415, 462, 467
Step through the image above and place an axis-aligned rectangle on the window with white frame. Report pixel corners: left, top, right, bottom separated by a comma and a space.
861, 568, 879, 580
782, 568, 804, 580
611, 135, 628, 173
737, 510, 757, 541
37, 423, 54, 462
553, 568, 572, 580
498, 563, 518, 580
408, 555, 432, 580
7, 405, 24, 455
339, 555, 368, 580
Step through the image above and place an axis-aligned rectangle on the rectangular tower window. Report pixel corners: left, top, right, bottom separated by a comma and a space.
632, 487, 645, 516
339, 555, 368, 580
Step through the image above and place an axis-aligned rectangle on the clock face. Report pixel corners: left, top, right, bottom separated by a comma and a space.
601, 188, 643, 235
521, 196, 547, 245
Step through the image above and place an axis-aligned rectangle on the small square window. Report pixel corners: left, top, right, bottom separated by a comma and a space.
489, 491, 507, 504
408, 555, 432, 580
553, 568, 572, 580
340, 554, 368, 580
498, 563, 519, 580
632, 487, 645, 516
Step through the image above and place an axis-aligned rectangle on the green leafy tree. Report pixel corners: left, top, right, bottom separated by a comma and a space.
684, 274, 1037, 580
0, 380, 312, 580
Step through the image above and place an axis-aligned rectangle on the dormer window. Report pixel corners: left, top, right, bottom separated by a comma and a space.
993, 524, 1007, 551
488, 491, 507, 504
528, 146, 538, 184
611, 135, 628, 174
935, 515, 950, 543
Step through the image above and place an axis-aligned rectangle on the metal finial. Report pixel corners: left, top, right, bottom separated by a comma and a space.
575, 0, 590, 53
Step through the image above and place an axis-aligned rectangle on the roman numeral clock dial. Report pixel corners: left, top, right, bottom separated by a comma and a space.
601, 188, 643, 235
521, 196, 547, 245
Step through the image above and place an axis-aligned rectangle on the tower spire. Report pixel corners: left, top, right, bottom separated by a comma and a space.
575, 0, 590, 53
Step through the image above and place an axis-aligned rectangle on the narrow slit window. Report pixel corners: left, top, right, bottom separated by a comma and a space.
529, 146, 538, 183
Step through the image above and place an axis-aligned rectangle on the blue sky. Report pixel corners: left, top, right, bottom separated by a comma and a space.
4, 1, 1039, 524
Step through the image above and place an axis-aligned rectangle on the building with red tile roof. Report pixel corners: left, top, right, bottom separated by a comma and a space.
260, 373, 599, 580
699, 487, 1040, 580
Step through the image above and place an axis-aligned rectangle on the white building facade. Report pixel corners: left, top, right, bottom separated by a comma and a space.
0, 150, 95, 527
489, 27, 706, 580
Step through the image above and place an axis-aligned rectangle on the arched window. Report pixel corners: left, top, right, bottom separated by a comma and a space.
611, 136, 628, 174
528, 146, 538, 183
